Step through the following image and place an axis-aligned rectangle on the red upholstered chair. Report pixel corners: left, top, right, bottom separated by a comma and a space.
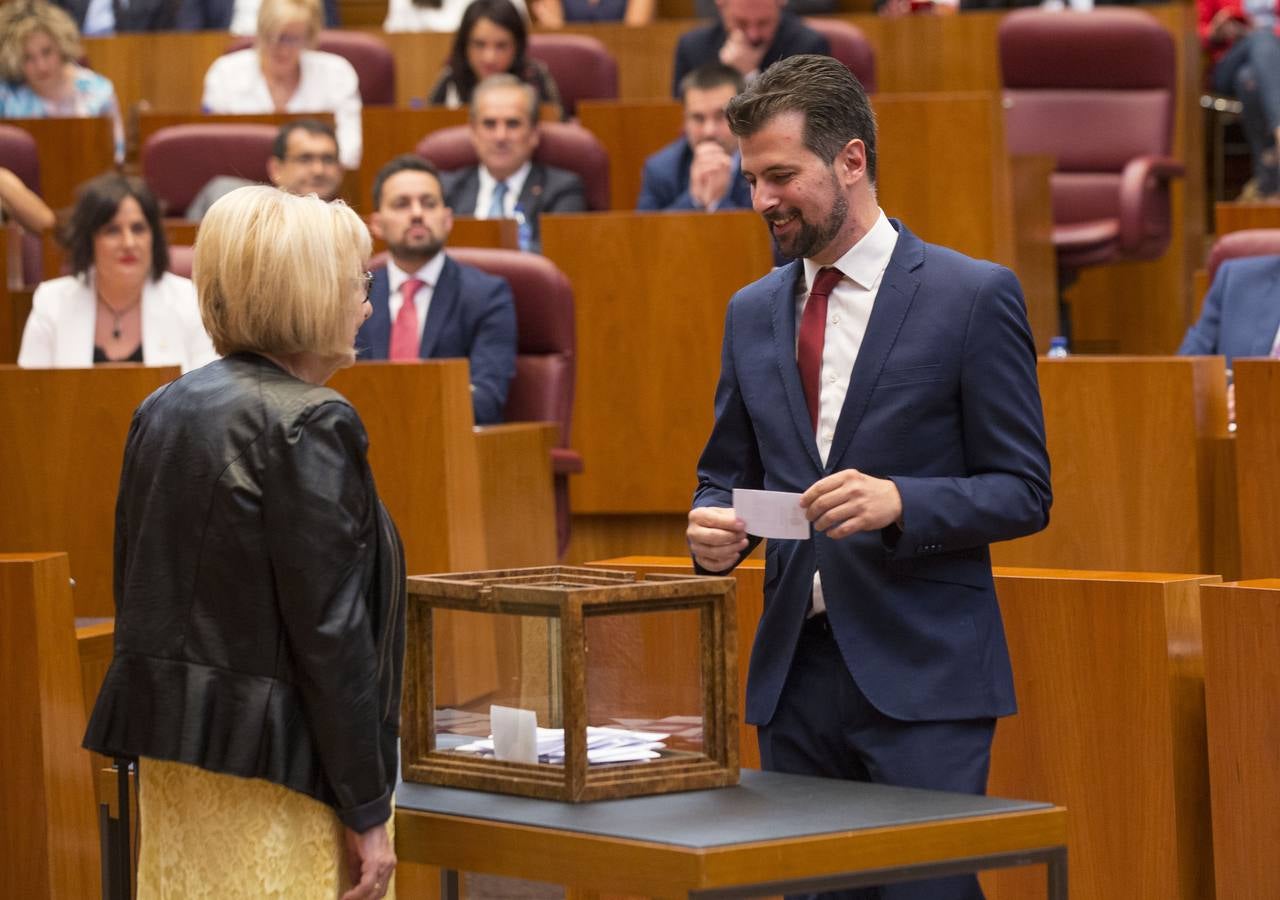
803, 18, 876, 93
226, 31, 396, 105
448, 246, 582, 558
526, 34, 618, 118
0, 124, 46, 287
999, 8, 1184, 315
415, 122, 611, 210
167, 245, 195, 278
142, 124, 277, 218
1207, 229, 1280, 281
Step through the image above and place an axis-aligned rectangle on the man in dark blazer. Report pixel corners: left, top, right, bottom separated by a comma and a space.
357, 155, 516, 426
440, 74, 587, 253
1179, 254, 1280, 362
53, 0, 175, 32
671, 0, 828, 96
638, 63, 752, 212
688, 56, 1051, 900
174, 0, 339, 29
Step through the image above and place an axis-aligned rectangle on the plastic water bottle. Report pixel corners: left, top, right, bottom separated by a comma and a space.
514, 204, 535, 253
1046, 336, 1070, 358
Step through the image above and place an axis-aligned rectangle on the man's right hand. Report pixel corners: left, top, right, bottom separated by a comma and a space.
687, 506, 748, 572
719, 28, 767, 76
689, 143, 734, 209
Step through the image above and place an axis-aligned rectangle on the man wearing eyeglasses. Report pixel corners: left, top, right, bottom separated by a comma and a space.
185, 119, 343, 221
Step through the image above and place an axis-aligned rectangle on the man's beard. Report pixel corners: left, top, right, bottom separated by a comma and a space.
389, 234, 445, 265
764, 170, 848, 260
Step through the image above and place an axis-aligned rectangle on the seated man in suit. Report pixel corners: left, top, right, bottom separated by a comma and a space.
638, 63, 751, 212
441, 74, 587, 253
357, 154, 517, 425
671, 0, 828, 96
176, 0, 339, 31
185, 119, 343, 221
1179, 254, 1280, 363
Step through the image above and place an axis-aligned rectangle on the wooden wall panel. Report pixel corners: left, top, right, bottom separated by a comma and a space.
5, 118, 115, 211
1229, 359, 1280, 578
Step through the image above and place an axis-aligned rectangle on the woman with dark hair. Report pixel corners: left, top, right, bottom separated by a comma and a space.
425, 0, 562, 116
17, 173, 216, 371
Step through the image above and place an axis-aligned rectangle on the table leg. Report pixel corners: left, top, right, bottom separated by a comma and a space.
1046, 846, 1068, 900
440, 868, 461, 900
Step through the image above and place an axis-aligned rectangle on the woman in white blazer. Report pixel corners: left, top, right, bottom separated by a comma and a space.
18, 173, 217, 373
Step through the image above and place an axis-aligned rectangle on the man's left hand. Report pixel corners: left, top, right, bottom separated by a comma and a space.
800, 469, 903, 539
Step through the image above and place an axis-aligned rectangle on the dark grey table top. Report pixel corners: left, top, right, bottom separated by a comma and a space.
395, 769, 1053, 849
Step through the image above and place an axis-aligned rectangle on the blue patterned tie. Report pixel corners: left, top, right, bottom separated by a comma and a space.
488, 181, 508, 218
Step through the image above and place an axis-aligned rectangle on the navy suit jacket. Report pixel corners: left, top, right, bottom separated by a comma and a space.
1179, 255, 1280, 363
671, 12, 829, 96
693, 220, 1051, 727
175, 0, 338, 28
55, 0, 176, 30
637, 136, 753, 212
355, 256, 517, 425
442, 164, 587, 252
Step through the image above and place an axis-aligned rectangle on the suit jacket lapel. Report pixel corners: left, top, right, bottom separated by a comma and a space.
1252, 265, 1280, 356
770, 261, 824, 471
420, 256, 459, 358
826, 220, 923, 469
518, 164, 546, 218
359, 267, 392, 359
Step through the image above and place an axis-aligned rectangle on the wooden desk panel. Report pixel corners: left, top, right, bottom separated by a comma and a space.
0, 366, 179, 617
986, 568, 1216, 900
992, 357, 1230, 575
541, 211, 773, 514
1230, 359, 1280, 578
4, 118, 115, 211
1200, 579, 1280, 900
0, 553, 101, 899
1213, 200, 1280, 235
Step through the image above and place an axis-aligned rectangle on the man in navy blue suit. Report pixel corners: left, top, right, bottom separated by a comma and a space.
671, 0, 828, 96
357, 154, 516, 425
637, 63, 752, 213
687, 55, 1051, 900
1179, 254, 1280, 362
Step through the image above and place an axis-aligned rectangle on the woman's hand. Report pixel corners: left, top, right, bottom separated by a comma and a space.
341, 823, 397, 900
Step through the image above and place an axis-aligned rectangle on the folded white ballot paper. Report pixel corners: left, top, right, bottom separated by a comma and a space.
491, 704, 538, 764
733, 488, 811, 540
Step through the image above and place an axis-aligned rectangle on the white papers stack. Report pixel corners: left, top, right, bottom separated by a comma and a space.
453, 725, 669, 765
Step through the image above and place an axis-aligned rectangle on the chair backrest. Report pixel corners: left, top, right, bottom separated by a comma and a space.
225, 30, 396, 105
448, 246, 575, 445
1207, 229, 1280, 281
802, 18, 876, 93
142, 123, 277, 215
1000, 9, 1175, 171
0, 124, 44, 287
415, 122, 611, 211
526, 33, 618, 118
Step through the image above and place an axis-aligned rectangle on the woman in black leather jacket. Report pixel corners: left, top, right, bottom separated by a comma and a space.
83, 186, 404, 900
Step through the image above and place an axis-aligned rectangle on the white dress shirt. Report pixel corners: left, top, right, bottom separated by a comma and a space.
795, 210, 898, 614
17, 271, 218, 373
386, 253, 447, 345
474, 162, 532, 218
229, 0, 261, 34
201, 49, 363, 169
383, 0, 528, 32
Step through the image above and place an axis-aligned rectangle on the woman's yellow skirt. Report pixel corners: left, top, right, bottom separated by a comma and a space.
137, 757, 395, 899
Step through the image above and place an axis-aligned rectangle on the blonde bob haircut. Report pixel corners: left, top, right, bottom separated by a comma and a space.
0, 0, 82, 83
257, 0, 322, 43
194, 186, 370, 368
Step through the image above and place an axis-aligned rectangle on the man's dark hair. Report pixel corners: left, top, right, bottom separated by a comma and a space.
726, 54, 877, 182
678, 62, 746, 103
372, 154, 443, 209
63, 173, 168, 281
270, 119, 338, 161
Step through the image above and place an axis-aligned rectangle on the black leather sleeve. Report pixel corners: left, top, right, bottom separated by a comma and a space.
263, 399, 391, 832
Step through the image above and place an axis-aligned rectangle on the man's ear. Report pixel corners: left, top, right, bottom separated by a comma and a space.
837, 138, 867, 187
368, 211, 385, 241
266, 157, 284, 187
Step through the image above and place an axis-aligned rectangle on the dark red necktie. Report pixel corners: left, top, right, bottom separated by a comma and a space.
797, 266, 843, 431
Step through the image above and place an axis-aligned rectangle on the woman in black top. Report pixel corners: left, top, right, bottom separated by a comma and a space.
83, 186, 403, 900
